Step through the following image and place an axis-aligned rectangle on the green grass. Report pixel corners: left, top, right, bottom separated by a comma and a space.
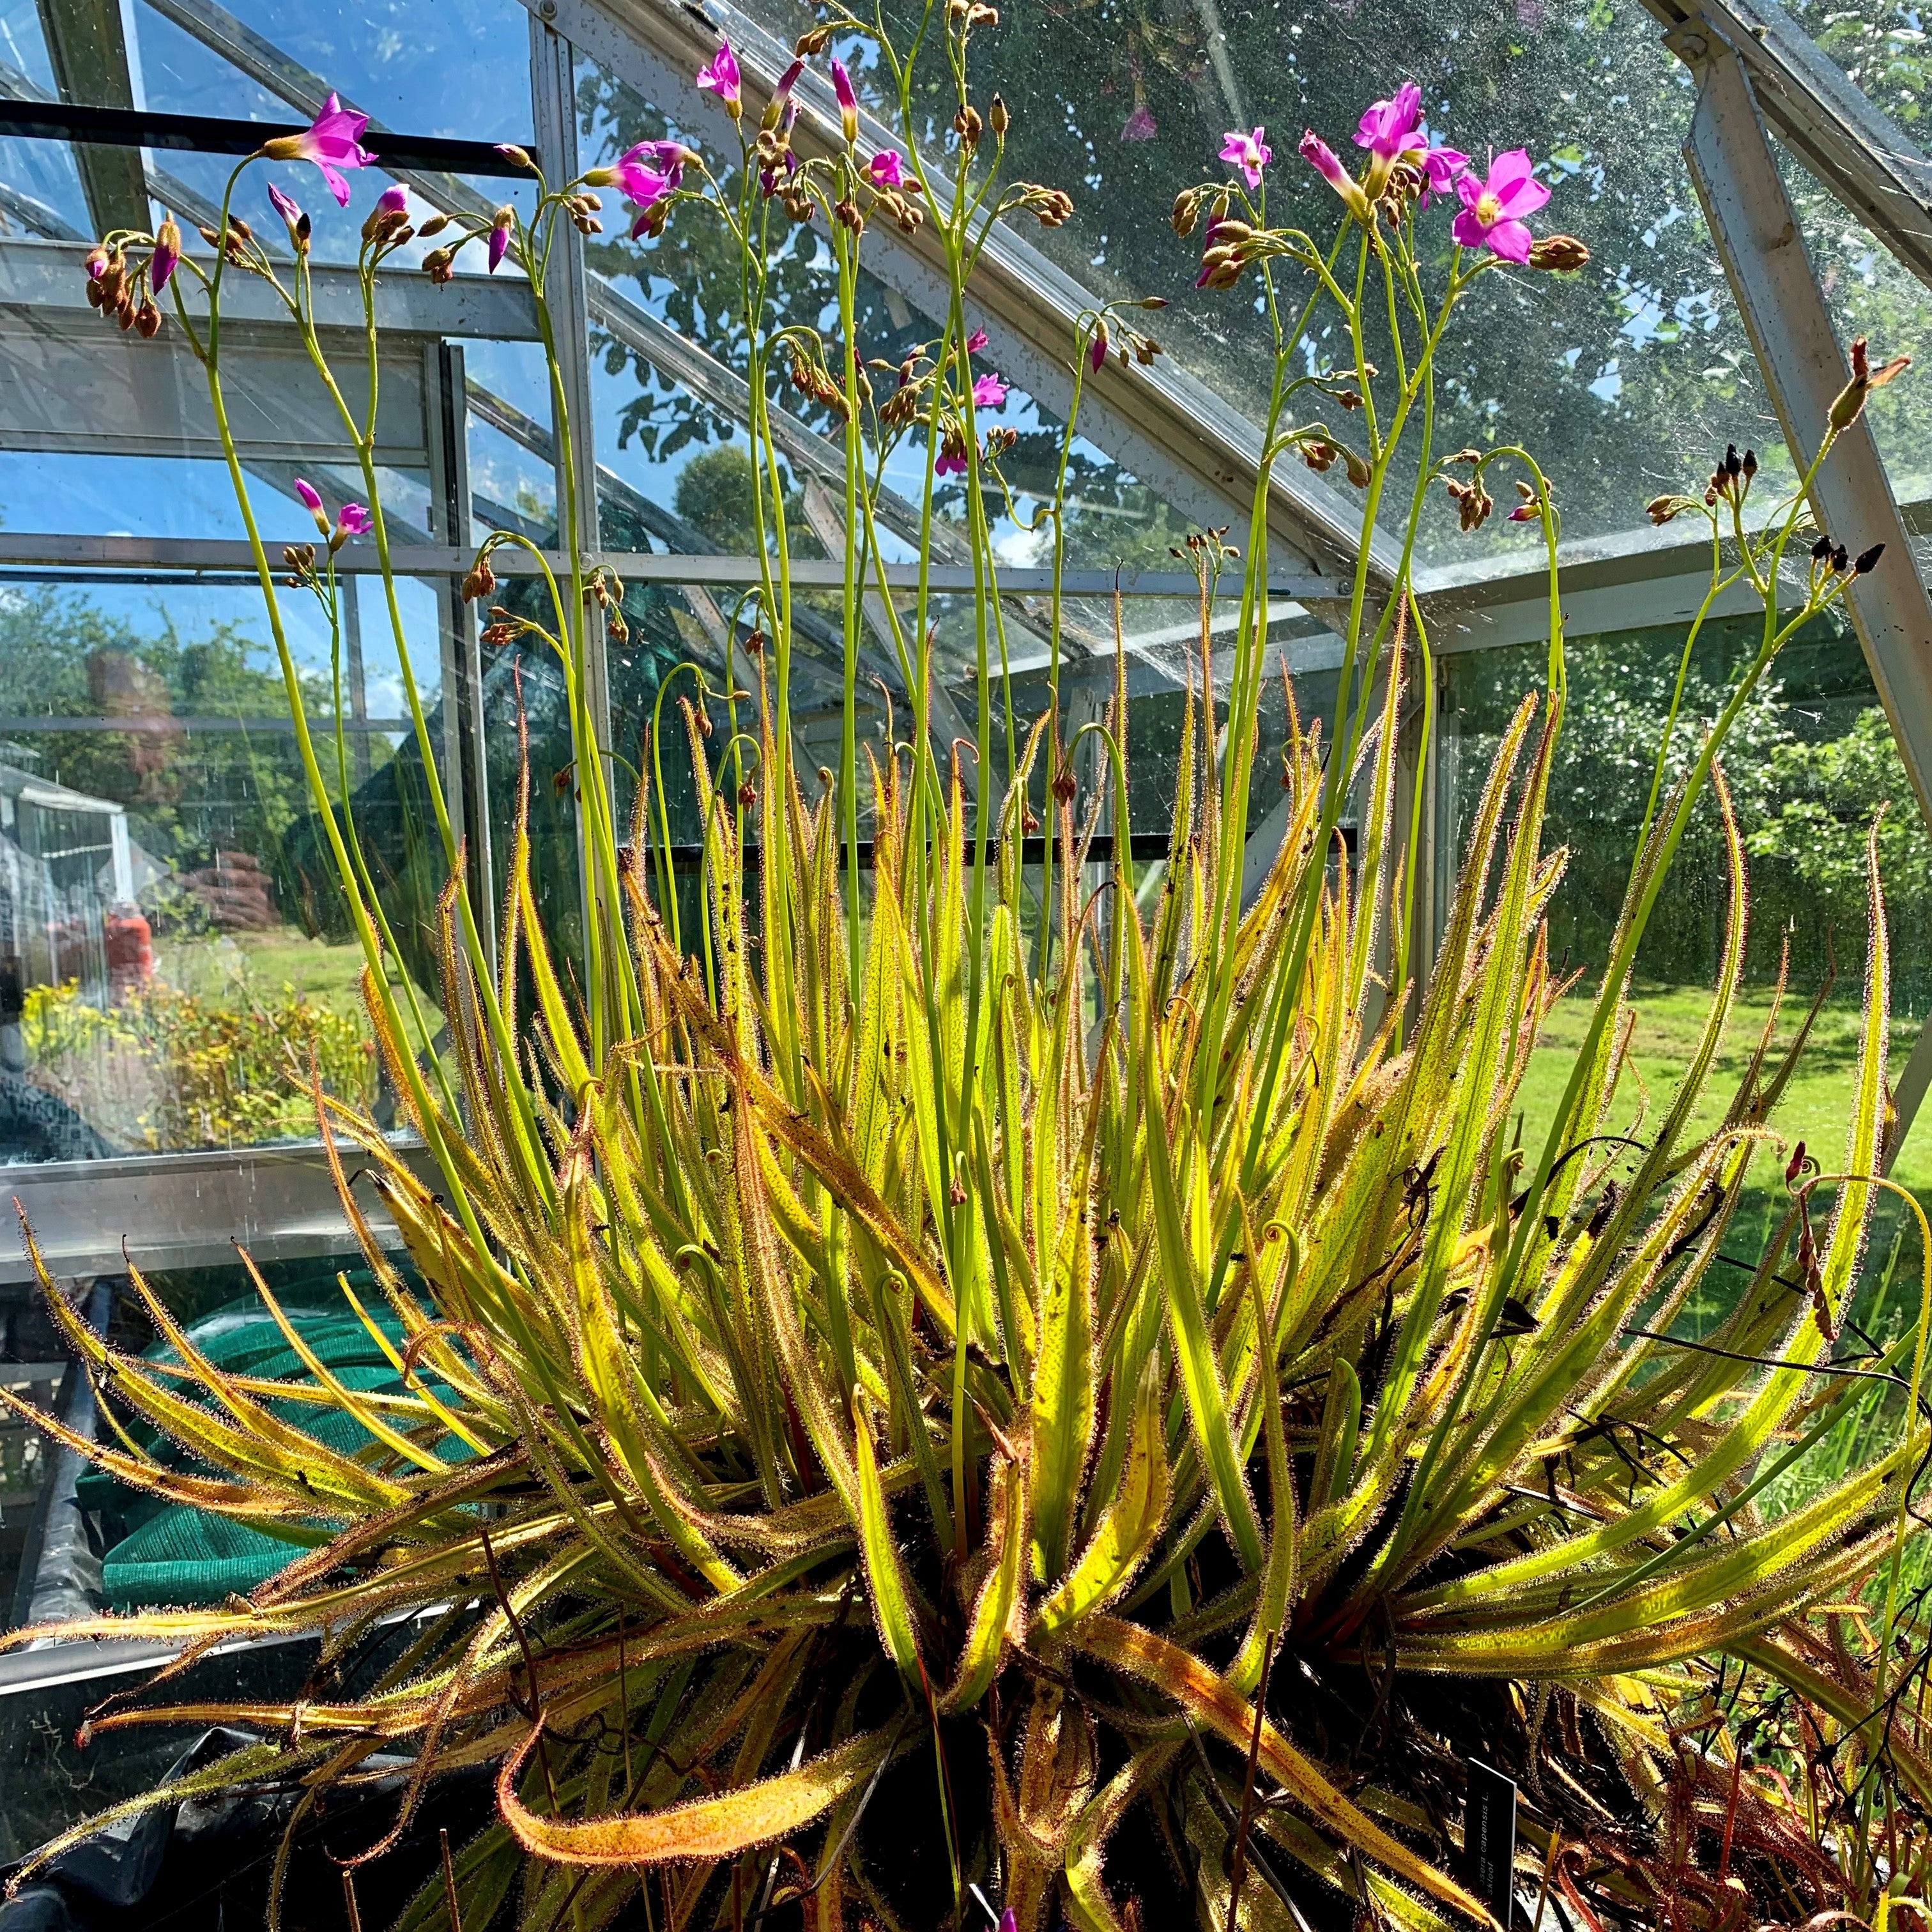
1514, 979, 1932, 1203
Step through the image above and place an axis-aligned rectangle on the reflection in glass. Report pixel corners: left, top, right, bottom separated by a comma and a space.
0, 575, 450, 1163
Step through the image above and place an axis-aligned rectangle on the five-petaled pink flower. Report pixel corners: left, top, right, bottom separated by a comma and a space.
1355, 82, 1422, 160
1452, 149, 1549, 261
336, 503, 372, 537
262, 91, 374, 208
1220, 126, 1271, 190
614, 141, 682, 218
696, 41, 741, 117
1120, 105, 1156, 142
972, 372, 1007, 409
867, 149, 907, 188
832, 58, 859, 143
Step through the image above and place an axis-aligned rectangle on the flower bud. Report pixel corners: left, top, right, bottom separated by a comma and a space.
794, 23, 832, 54
1831, 543, 1849, 574
1811, 534, 1834, 562
989, 93, 1009, 138
1341, 447, 1372, 488
738, 779, 757, 807
606, 606, 629, 643
134, 298, 162, 337
1646, 495, 1682, 526
1854, 542, 1885, 574
1829, 335, 1912, 430
461, 556, 498, 602
1172, 187, 1202, 238
116, 293, 137, 330
1527, 233, 1589, 272
424, 247, 455, 284
494, 143, 535, 171
151, 217, 181, 293
954, 103, 982, 153
84, 245, 109, 281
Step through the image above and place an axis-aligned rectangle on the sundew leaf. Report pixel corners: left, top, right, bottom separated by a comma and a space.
497, 1719, 900, 1865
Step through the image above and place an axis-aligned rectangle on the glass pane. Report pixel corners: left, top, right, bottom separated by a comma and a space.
1777, 141, 1932, 507
0, 294, 431, 539
0, 571, 452, 1162
1440, 611, 1931, 1257
699, 0, 1788, 564
0, 0, 533, 134
574, 48, 1195, 573
1776, 0, 1929, 148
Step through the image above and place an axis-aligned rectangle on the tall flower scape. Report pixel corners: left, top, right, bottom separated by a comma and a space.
18, 15, 1932, 1931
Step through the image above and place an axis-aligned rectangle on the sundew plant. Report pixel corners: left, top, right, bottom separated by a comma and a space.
12, 13, 1932, 1931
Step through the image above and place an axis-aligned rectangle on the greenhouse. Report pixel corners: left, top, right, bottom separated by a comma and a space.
1, 0, 1931, 1921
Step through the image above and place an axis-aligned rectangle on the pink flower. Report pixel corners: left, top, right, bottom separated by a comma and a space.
1300, 129, 1370, 223
1418, 144, 1469, 204
1220, 126, 1271, 190
935, 452, 967, 475
967, 327, 988, 353
1506, 503, 1538, 521
1089, 326, 1108, 374
867, 149, 907, 188
1121, 105, 1156, 142
613, 142, 680, 213
1452, 149, 1550, 262
775, 56, 805, 100
487, 210, 514, 273
696, 41, 741, 117
374, 183, 409, 218
1354, 83, 1422, 160
261, 91, 374, 208
832, 58, 859, 143
999, 1913, 1018, 1932
972, 372, 1007, 408
336, 502, 372, 537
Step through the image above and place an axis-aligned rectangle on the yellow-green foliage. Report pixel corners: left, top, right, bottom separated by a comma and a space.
10, 14, 1929, 1929
23, 978, 374, 1151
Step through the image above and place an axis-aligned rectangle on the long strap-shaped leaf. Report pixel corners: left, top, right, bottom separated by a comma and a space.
1078, 1616, 1485, 1921
496, 1717, 899, 1864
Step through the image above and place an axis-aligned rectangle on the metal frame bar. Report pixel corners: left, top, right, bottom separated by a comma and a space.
1641, 0, 1932, 295
0, 97, 537, 176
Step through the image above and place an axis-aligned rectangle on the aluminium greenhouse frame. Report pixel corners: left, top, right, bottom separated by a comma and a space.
3, 0, 1932, 1280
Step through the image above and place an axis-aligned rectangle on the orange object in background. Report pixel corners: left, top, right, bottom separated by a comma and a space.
104, 903, 155, 1004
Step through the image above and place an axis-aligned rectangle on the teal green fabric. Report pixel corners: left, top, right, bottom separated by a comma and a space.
82, 1289, 466, 1610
